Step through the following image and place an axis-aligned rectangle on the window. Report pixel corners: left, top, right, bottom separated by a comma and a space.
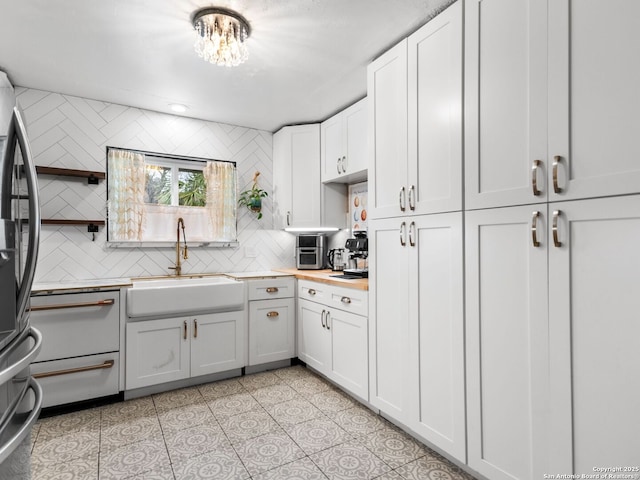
106, 147, 237, 245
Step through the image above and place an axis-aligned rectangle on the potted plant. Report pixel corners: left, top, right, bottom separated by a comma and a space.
239, 171, 269, 219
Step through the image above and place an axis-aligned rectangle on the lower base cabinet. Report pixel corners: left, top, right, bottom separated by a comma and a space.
126, 311, 244, 390
297, 280, 368, 400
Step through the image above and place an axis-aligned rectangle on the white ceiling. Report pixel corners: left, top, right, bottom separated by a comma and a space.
0, 0, 451, 132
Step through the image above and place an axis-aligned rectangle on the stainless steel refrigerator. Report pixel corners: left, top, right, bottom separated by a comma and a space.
0, 102, 44, 478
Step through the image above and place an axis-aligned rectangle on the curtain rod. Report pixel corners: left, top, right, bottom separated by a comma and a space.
105, 146, 236, 167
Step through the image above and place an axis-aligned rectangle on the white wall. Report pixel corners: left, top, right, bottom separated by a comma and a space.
16, 87, 296, 282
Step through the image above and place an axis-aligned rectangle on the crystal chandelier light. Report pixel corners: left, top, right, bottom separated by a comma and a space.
192, 8, 251, 67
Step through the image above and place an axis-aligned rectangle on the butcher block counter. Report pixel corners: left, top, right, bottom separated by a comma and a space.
274, 268, 368, 291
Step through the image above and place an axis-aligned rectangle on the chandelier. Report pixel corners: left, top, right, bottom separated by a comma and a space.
192, 8, 251, 67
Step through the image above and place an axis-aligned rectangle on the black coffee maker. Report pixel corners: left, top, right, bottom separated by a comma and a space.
344, 232, 368, 278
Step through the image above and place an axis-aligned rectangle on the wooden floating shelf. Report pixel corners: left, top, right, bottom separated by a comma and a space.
41, 219, 105, 226
34, 166, 106, 184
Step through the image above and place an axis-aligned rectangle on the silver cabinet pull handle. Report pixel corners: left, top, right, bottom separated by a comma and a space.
400, 222, 407, 246
340, 296, 351, 304
326, 311, 331, 330
399, 186, 406, 212
194, 319, 198, 338
342, 156, 347, 173
553, 156, 563, 194
31, 298, 115, 312
33, 360, 114, 379
267, 311, 279, 318
286, 211, 291, 226
409, 185, 416, 210
321, 310, 326, 329
409, 221, 416, 247
532, 160, 542, 196
337, 159, 341, 174
308, 288, 316, 296
183, 320, 188, 340
531, 211, 541, 247
553, 210, 562, 247
266, 287, 279, 293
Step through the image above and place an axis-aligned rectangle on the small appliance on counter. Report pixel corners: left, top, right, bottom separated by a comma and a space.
331, 232, 368, 279
326, 248, 346, 271
296, 234, 327, 270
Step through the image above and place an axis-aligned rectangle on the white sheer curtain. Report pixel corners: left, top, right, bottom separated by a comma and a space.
203, 161, 237, 241
107, 148, 146, 241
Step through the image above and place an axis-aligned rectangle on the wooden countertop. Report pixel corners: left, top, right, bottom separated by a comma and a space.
274, 268, 368, 291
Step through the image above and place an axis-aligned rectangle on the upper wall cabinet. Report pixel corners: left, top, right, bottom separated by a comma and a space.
368, 0, 463, 219
273, 124, 346, 230
465, 0, 640, 210
547, 0, 640, 202
321, 98, 368, 184
273, 124, 322, 229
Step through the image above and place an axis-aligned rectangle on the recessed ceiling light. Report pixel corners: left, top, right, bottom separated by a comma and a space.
169, 104, 188, 113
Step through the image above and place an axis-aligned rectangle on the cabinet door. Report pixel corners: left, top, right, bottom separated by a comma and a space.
191, 312, 245, 377
548, 2, 640, 201
126, 318, 190, 390
548, 196, 640, 472
342, 98, 368, 179
297, 298, 330, 375
368, 217, 411, 423
408, 1, 463, 215
407, 212, 465, 462
368, 40, 408, 219
465, 0, 548, 210
327, 308, 368, 401
272, 124, 321, 229
321, 112, 344, 183
465, 205, 549, 480
272, 127, 292, 230
248, 298, 295, 366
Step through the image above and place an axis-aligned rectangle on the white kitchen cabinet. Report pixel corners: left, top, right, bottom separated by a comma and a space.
547, 1, 640, 201
126, 312, 244, 390
464, 0, 547, 210
465, 0, 640, 210
465, 205, 549, 480
247, 277, 296, 366
297, 298, 330, 372
548, 195, 640, 472
191, 312, 244, 377
367, 218, 411, 422
321, 98, 368, 184
369, 212, 465, 461
297, 280, 368, 400
369, 1, 462, 219
126, 317, 190, 390
273, 123, 346, 229
30, 290, 121, 408
273, 124, 321, 229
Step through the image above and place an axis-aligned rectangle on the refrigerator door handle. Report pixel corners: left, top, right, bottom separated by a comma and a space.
0, 327, 42, 386
0, 377, 43, 464
12, 107, 40, 323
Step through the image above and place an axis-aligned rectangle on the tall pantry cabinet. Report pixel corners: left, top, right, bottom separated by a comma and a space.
465, 0, 640, 479
368, 0, 466, 463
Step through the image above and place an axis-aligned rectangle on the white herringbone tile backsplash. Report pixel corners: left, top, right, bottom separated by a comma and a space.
16, 87, 296, 282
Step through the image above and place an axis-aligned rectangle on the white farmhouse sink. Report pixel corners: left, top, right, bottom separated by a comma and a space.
127, 275, 244, 318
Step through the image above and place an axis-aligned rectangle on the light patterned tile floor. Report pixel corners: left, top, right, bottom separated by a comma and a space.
30, 366, 476, 480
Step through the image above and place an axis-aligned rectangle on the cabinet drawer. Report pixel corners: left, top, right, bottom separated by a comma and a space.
32, 353, 119, 408
248, 277, 295, 300
298, 280, 329, 303
30, 291, 120, 362
327, 284, 368, 317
